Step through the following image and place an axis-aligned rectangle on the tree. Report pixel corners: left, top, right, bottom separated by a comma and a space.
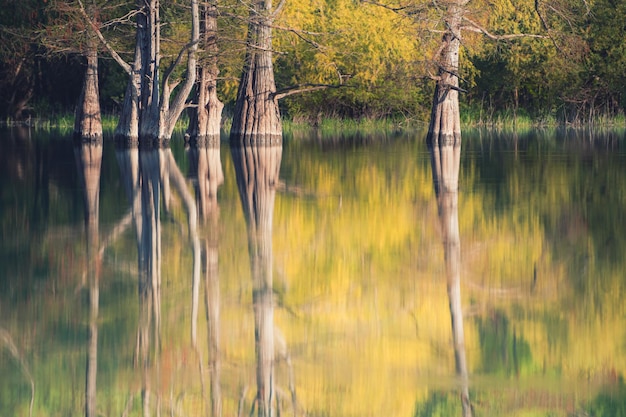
0, 0, 45, 120
83, 0, 200, 141
74, 0, 103, 139
186, 0, 224, 140
273, 0, 427, 121
230, 0, 284, 139
363, 0, 584, 139
40, 0, 105, 138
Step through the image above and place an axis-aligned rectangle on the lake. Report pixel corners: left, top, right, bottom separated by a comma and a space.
1, 126, 625, 417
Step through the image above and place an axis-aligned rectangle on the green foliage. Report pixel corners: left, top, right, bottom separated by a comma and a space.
273, 0, 431, 120
477, 311, 533, 376
414, 392, 461, 417
585, 381, 626, 417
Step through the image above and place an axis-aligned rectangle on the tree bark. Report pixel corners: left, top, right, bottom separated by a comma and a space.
115, 1, 146, 141
230, 0, 282, 140
74, 31, 102, 139
427, 2, 463, 146
115, 0, 199, 142
187, 0, 224, 140
231, 142, 282, 417
138, 0, 161, 141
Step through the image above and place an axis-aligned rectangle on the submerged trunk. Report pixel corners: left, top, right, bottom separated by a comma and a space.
430, 140, 472, 417
427, 2, 463, 145
231, 141, 282, 417
187, 1, 223, 140
230, 0, 282, 140
74, 45, 102, 140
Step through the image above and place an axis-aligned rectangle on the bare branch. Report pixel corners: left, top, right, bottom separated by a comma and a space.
462, 17, 546, 40
76, 0, 132, 74
270, 0, 288, 19
360, 0, 412, 13
271, 25, 323, 49
535, 0, 550, 31
162, 39, 199, 88
271, 83, 347, 100
99, 9, 142, 30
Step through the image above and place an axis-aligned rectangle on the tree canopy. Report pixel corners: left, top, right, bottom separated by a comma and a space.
0, 0, 624, 124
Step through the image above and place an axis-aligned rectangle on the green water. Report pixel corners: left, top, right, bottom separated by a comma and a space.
1, 127, 625, 417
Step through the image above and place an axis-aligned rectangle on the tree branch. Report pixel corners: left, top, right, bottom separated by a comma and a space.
271, 25, 323, 49
76, 0, 132, 75
462, 16, 546, 40
271, 0, 288, 19
271, 83, 347, 101
360, 0, 411, 13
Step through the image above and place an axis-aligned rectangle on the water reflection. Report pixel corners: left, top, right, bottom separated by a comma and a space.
231, 138, 296, 417
74, 139, 102, 417
187, 136, 223, 417
115, 140, 202, 416
428, 138, 473, 417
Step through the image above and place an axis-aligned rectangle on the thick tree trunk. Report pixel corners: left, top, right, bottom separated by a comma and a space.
74, 45, 102, 140
427, 3, 463, 146
430, 140, 472, 417
187, 1, 224, 140
230, 0, 282, 140
231, 142, 282, 417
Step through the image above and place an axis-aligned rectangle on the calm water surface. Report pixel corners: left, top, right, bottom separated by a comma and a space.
1, 127, 625, 417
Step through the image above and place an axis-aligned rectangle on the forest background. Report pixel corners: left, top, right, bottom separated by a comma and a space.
0, 0, 625, 127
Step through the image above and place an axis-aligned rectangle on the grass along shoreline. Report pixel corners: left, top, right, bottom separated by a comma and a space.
3, 110, 626, 136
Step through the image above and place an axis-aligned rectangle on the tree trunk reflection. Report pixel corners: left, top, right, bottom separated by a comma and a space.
429, 139, 472, 417
116, 140, 202, 416
115, 142, 163, 416
231, 139, 282, 417
74, 140, 102, 417
188, 139, 224, 417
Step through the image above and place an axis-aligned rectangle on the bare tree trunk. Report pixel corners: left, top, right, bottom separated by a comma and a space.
74, 45, 102, 140
139, 0, 161, 141
231, 142, 282, 417
115, 0, 199, 142
230, 0, 282, 140
159, 0, 200, 140
430, 140, 472, 417
115, 1, 146, 142
187, 0, 224, 140
427, 2, 463, 146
